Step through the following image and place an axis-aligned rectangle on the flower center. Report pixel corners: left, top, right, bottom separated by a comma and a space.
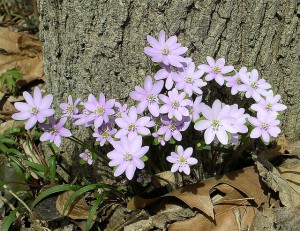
211, 119, 220, 130
147, 94, 157, 103
178, 156, 187, 166
236, 78, 242, 84
95, 106, 104, 116
83, 109, 91, 115
67, 105, 73, 113
261, 123, 269, 130
51, 126, 58, 134
128, 124, 136, 131
169, 123, 176, 131
162, 46, 170, 55
213, 66, 221, 74
171, 101, 180, 109
102, 130, 109, 138
30, 107, 39, 115
184, 75, 194, 83
124, 152, 133, 161
170, 66, 178, 72
251, 82, 258, 89
265, 103, 272, 110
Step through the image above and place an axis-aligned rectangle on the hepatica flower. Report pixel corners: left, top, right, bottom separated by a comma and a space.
250, 90, 287, 114
194, 100, 237, 145
173, 62, 207, 97
159, 88, 191, 121
12, 87, 55, 130
92, 121, 117, 146
188, 96, 204, 122
114, 102, 128, 118
40, 117, 72, 147
129, 76, 164, 117
79, 149, 94, 165
224, 67, 249, 95
166, 146, 198, 175
248, 111, 281, 143
75, 93, 115, 128
108, 135, 149, 180
154, 64, 184, 90
115, 106, 154, 139
198, 57, 234, 86
60, 95, 81, 118
144, 30, 190, 67
240, 69, 271, 102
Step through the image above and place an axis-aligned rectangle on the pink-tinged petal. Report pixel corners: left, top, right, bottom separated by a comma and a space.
182, 166, 191, 175
54, 135, 62, 147
128, 107, 138, 122
40, 94, 53, 109
33, 87, 42, 105
94, 117, 104, 128
152, 80, 164, 94
40, 132, 52, 142
137, 127, 150, 136
268, 126, 281, 137
84, 102, 96, 112
114, 162, 129, 177
107, 149, 122, 160
198, 64, 212, 73
184, 147, 193, 157
109, 158, 124, 166
56, 117, 67, 128
36, 113, 47, 123
216, 128, 228, 145
23, 91, 34, 105
151, 54, 164, 62
270, 94, 281, 104
248, 116, 261, 127
130, 135, 142, 153
136, 116, 150, 126
39, 109, 55, 118
201, 105, 213, 121
160, 105, 170, 114
252, 91, 262, 102
166, 156, 177, 164
114, 129, 128, 139
132, 158, 145, 169
177, 145, 183, 155
106, 99, 115, 109
14, 102, 29, 112
206, 57, 215, 67
136, 101, 148, 114
216, 58, 225, 67
171, 163, 180, 172
168, 55, 183, 68
172, 130, 182, 141
261, 131, 270, 143
250, 127, 262, 138
125, 164, 136, 180
147, 35, 160, 48
59, 128, 72, 137
250, 69, 259, 82
272, 103, 287, 111
174, 110, 182, 121
194, 120, 211, 131
204, 127, 215, 144
221, 66, 234, 74
154, 69, 168, 80
171, 46, 188, 55
165, 35, 177, 46
88, 94, 98, 104
148, 103, 160, 117
205, 73, 215, 81
212, 100, 222, 117
134, 146, 149, 158
99, 93, 106, 105
12, 111, 31, 120
158, 30, 166, 45
115, 118, 128, 128
215, 74, 224, 85
25, 116, 37, 130
144, 76, 153, 92
187, 157, 198, 165
130, 91, 144, 101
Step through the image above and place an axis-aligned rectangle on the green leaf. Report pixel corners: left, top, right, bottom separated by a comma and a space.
48, 155, 56, 184
0, 69, 21, 91
194, 116, 206, 124
23, 160, 48, 172
7, 148, 26, 158
31, 184, 81, 208
10, 162, 26, 181
0, 137, 19, 145
63, 184, 103, 214
0, 143, 8, 153
2, 207, 19, 231
169, 139, 176, 144
85, 195, 104, 231
140, 155, 148, 162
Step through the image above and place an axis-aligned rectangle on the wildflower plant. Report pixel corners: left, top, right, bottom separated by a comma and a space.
11, 29, 287, 188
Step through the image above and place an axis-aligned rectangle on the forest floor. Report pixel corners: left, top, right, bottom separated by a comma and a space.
1, 1, 300, 231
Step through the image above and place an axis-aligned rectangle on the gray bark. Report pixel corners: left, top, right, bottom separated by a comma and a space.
37, 0, 300, 178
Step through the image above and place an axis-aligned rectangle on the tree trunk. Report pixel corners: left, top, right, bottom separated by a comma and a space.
37, 0, 300, 178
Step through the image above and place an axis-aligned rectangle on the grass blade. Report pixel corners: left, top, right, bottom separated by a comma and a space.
31, 184, 80, 208
2, 208, 19, 231
85, 195, 104, 231
48, 155, 56, 184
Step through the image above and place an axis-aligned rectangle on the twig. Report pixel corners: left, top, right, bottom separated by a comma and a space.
0, 193, 20, 217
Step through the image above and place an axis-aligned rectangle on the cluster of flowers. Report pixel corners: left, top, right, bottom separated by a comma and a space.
12, 30, 287, 181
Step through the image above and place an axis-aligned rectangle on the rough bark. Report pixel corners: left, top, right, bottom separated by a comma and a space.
37, 0, 300, 177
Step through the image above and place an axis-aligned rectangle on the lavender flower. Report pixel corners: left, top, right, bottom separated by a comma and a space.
129, 76, 164, 117
159, 88, 191, 121
114, 102, 128, 118
137, 170, 151, 184
166, 146, 198, 175
194, 100, 237, 145
75, 93, 115, 128
248, 111, 281, 143
224, 67, 249, 95
157, 116, 191, 142
60, 95, 81, 118
92, 121, 117, 146
79, 149, 94, 165
154, 64, 184, 90
240, 69, 271, 102
173, 62, 207, 96
108, 135, 149, 180
198, 57, 234, 86
40, 117, 72, 147
152, 132, 166, 146
188, 96, 204, 122
144, 30, 190, 67
115, 106, 154, 139
250, 90, 287, 114
228, 104, 249, 134
12, 87, 55, 130
73, 109, 93, 127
